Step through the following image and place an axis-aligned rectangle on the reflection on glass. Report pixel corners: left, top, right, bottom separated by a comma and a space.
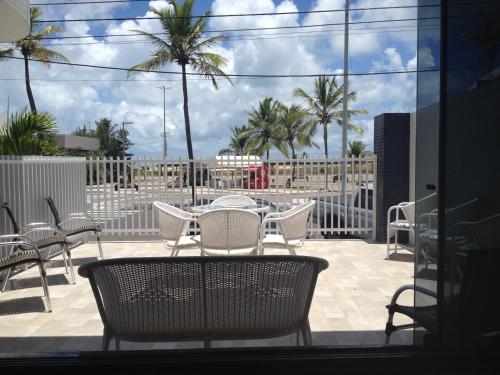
414, 0, 441, 345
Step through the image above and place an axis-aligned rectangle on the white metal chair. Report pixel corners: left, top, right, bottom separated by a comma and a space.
197, 209, 261, 256
211, 194, 256, 207
386, 201, 415, 259
260, 201, 315, 255
153, 202, 199, 256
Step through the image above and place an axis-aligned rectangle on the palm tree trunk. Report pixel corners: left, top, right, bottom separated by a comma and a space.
290, 142, 296, 181
323, 123, 328, 188
181, 63, 195, 203
23, 52, 37, 114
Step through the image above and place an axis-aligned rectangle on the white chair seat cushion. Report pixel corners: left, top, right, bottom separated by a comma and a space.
202, 247, 257, 256
165, 235, 199, 248
389, 221, 412, 229
262, 234, 303, 248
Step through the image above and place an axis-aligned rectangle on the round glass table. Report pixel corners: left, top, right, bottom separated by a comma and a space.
190, 204, 270, 215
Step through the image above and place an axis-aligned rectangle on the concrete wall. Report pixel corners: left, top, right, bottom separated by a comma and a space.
55, 134, 99, 151
0, 156, 86, 238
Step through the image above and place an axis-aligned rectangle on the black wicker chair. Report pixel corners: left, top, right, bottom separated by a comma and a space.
0, 235, 52, 312
78, 255, 328, 350
1, 202, 74, 287
385, 248, 500, 344
45, 196, 103, 259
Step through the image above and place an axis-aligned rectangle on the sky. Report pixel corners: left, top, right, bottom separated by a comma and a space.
0, 0, 430, 158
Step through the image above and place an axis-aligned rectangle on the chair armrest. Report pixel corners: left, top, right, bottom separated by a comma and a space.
263, 212, 286, 220
59, 213, 98, 227
21, 222, 67, 240
389, 284, 438, 306
0, 234, 43, 258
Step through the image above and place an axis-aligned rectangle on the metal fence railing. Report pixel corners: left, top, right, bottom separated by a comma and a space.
84, 156, 376, 239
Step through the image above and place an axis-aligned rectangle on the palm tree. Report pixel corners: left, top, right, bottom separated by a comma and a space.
218, 125, 250, 156
0, 7, 69, 114
128, 0, 232, 162
278, 104, 318, 180
293, 75, 367, 159
0, 109, 62, 155
347, 140, 368, 157
245, 97, 287, 160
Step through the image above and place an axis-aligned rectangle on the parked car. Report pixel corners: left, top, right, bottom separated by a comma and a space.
114, 179, 139, 191
312, 184, 373, 239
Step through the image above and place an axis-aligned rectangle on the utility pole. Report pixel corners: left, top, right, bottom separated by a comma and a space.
341, 0, 350, 203
158, 86, 171, 160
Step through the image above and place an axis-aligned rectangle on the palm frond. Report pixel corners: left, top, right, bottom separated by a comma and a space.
31, 46, 69, 67
129, 29, 171, 50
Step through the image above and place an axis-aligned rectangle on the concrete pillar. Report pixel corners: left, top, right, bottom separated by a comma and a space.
374, 113, 410, 242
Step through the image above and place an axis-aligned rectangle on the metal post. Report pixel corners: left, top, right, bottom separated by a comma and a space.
158, 86, 171, 160
341, 0, 350, 214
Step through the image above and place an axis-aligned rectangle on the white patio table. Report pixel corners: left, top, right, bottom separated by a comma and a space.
190, 204, 270, 216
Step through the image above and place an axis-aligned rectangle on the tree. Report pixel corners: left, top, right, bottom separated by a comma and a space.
277, 104, 318, 180
347, 140, 368, 158
0, 7, 69, 114
218, 125, 250, 156
128, 0, 232, 161
0, 109, 64, 155
245, 97, 287, 160
72, 118, 134, 158
293, 75, 367, 159
72, 119, 134, 183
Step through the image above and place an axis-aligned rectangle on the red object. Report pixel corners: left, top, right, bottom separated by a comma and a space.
242, 165, 269, 189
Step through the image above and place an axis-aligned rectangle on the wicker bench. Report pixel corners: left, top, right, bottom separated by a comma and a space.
78, 255, 328, 350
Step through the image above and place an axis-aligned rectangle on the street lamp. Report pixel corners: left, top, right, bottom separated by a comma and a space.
158, 86, 171, 159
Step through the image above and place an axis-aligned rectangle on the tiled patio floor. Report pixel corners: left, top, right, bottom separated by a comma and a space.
0, 240, 414, 354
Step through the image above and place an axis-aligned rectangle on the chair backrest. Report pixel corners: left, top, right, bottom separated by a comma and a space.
78, 255, 329, 342
198, 209, 260, 251
153, 201, 191, 242
277, 201, 316, 242
399, 202, 416, 226
45, 196, 61, 225
211, 195, 256, 207
0, 203, 20, 234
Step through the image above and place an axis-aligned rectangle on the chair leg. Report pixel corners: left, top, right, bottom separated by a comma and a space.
300, 320, 312, 346
61, 245, 69, 273
102, 329, 112, 351
96, 232, 104, 259
1, 267, 12, 292
64, 243, 76, 284
386, 230, 391, 259
115, 338, 121, 351
204, 340, 211, 349
394, 232, 399, 254
38, 263, 52, 312
288, 247, 297, 256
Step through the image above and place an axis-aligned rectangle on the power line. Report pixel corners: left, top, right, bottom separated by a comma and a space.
3, 55, 428, 78
39, 22, 425, 40
33, 0, 151, 5
41, 27, 425, 46
39, 17, 437, 40
32, 5, 436, 23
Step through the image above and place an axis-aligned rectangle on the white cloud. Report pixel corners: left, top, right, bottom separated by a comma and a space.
0, 0, 419, 158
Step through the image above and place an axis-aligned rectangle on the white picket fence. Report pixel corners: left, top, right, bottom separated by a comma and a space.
84, 156, 377, 239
